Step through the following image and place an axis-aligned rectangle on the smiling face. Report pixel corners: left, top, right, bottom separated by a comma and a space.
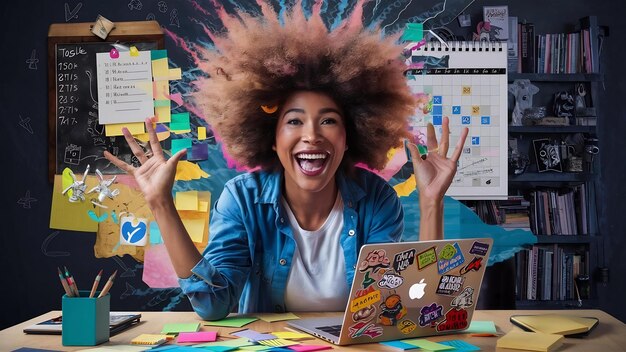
273, 91, 347, 200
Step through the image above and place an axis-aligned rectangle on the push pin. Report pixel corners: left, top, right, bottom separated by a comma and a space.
109, 48, 119, 59
88, 169, 120, 208
129, 46, 139, 57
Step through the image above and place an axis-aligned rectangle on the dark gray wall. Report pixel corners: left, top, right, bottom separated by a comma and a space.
1, 0, 624, 330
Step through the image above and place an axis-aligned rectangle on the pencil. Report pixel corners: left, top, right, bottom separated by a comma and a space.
64, 266, 79, 297
57, 267, 73, 297
89, 269, 103, 298
97, 270, 118, 298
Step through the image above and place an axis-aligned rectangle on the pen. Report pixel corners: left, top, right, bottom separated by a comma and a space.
98, 270, 118, 298
64, 266, 80, 297
89, 269, 103, 298
57, 267, 73, 297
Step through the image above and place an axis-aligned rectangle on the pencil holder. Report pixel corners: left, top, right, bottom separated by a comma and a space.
62, 290, 110, 346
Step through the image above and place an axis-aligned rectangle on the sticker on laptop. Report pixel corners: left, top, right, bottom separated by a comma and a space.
352, 306, 376, 322
348, 321, 384, 339
436, 274, 465, 296
360, 270, 377, 289
436, 308, 469, 332
393, 248, 416, 272
459, 256, 483, 275
378, 294, 407, 326
378, 273, 404, 289
418, 302, 444, 327
417, 246, 438, 271
398, 319, 417, 334
350, 289, 381, 312
469, 241, 490, 256
355, 285, 376, 298
437, 242, 466, 275
450, 287, 475, 309
359, 249, 391, 272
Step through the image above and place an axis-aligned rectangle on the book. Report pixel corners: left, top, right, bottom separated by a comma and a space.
131, 333, 168, 346
510, 315, 599, 336
23, 312, 141, 335
507, 16, 519, 72
483, 6, 509, 40
496, 330, 564, 351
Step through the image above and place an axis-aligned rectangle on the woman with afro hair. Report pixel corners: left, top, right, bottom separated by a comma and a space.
104, 1, 468, 320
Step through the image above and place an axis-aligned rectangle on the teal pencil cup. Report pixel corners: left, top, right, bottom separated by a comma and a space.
62, 290, 110, 346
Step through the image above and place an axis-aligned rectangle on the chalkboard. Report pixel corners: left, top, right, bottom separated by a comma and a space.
47, 21, 164, 181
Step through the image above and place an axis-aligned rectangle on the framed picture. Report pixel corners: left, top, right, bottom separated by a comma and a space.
533, 138, 562, 172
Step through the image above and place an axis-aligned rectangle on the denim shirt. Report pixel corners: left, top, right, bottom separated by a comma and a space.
178, 168, 404, 320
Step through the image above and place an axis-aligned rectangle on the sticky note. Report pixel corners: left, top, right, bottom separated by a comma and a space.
171, 112, 191, 132
129, 46, 139, 57
169, 68, 182, 80
151, 49, 168, 60
401, 23, 424, 41
466, 320, 497, 334
152, 57, 170, 79
160, 322, 200, 334
153, 80, 170, 101
380, 340, 420, 350
203, 317, 258, 328
189, 143, 209, 161
438, 339, 481, 351
154, 100, 170, 107
195, 337, 253, 348
403, 339, 455, 351
232, 329, 276, 341
393, 174, 416, 197
256, 312, 299, 322
175, 160, 210, 181
50, 174, 99, 232
288, 345, 333, 352
105, 122, 146, 137
155, 105, 171, 123
199, 201, 209, 213
181, 216, 206, 243
258, 339, 297, 347
149, 221, 163, 244
270, 332, 311, 339
198, 126, 206, 140
176, 191, 199, 211
240, 346, 272, 351
177, 331, 217, 343
171, 138, 192, 155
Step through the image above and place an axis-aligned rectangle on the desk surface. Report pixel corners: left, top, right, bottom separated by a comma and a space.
1, 310, 625, 351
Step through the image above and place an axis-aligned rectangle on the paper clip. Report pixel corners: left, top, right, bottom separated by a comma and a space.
129, 46, 139, 57
109, 48, 119, 59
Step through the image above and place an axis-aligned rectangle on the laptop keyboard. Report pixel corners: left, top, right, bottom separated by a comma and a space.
316, 324, 342, 337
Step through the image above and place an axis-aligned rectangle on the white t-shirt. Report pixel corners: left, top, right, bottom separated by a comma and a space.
283, 193, 350, 312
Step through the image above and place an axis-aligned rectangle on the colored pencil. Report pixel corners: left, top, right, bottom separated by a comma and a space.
57, 267, 73, 297
64, 266, 79, 297
89, 269, 104, 298
98, 270, 118, 298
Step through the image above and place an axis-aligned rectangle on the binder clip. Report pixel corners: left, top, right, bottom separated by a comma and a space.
91, 15, 115, 40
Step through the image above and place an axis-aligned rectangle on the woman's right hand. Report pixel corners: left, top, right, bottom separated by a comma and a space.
103, 117, 186, 207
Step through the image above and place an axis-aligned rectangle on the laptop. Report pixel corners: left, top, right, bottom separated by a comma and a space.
288, 238, 493, 345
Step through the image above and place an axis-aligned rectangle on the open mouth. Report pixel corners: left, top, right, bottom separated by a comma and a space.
295, 152, 329, 176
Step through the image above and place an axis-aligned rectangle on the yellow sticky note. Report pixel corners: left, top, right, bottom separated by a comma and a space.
50, 174, 99, 232
197, 126, 206, 140
168, 68, 182, 80
152, 58, 169, 79
153, 80, 170, 101
175, 161, 210, 181
270, 332, 311, 339
256, 312, 300, 322
129, 46, 139, 57
105, 122, 146, 137
155, 105, 171, 123
176, 191, 199, 211
393, 175, 416, 197
198, 201, 209, 213
181, 216, 206, 243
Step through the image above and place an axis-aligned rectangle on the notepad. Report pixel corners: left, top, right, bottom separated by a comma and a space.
130, 333, 168, 345
510, 314, 598, 335
496, 330, 564, 352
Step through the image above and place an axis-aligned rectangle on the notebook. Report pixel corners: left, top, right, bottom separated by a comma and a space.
496, 330, 564, 352
288, 238, 493, 345
23, 312, 141, 336
510, 314, 599, 337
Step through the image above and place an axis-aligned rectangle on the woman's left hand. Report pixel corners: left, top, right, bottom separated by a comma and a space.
406, 116, 468, 204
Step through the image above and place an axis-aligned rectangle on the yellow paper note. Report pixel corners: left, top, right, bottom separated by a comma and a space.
198, 201, 209, 213
105, 122, 146, 137
168, 68, 182, 80
496, 330, 564, 352
270, 331, 311, 339
197, 126, 207, 140
393, 174, 416, 197
50, 174, 99, 232
155, 105, 171, 123
176, 191, 199, 211
152, 58, 169, 79
181, 216, 206, 243
256, 312, 300, 322
175, 161, 210, 181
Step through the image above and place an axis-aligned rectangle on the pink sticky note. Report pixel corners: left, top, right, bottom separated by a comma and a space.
288, 345, 333, 352
177, 331, 218, 343
142, 244, 179, 288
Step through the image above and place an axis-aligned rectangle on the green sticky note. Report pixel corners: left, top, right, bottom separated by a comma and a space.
171, 138, 192, 155
154, 100, 170, 107
401, 23, 424, 41
466, 320, 497, 334
171, 112, 191, 131
195, 337, 253, 348
151, 49, 168, 60
160, 322, 200, 334
403, 338, 455, 351
203, 316, 259, 328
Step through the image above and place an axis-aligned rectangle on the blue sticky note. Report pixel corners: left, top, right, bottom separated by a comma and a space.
432, 105, 443, 115
380, 340, 420, 350
462, 116, 471, 125
189, 143, 209, 161
433, 116, 443, 125
471, 136, 480, 145
149, 221, 163, 244
433, 96, 443, 104
481, 116, 491, 124
172, 138, 192, 155
439, 339, 481, 351
401, 23, 424, 41
453, 106, 461, 114
151, 49, 168, 60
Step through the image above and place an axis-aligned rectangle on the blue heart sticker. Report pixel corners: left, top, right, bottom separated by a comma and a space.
121, 220, 147, 244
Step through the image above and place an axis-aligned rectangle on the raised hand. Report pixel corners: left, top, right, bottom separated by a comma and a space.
406, 116, 469, 204
103, 117, 186, 206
